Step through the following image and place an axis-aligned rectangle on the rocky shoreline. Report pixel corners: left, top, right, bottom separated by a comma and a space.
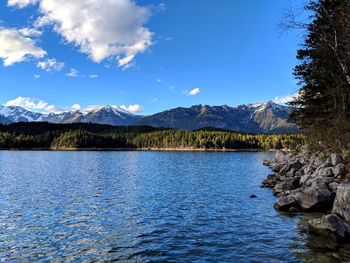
0, 147, 270, 152
262, 149, 350, 243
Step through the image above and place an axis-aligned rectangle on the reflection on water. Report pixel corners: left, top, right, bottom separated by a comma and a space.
293, 213, 350, 263
0, 151, 348, 262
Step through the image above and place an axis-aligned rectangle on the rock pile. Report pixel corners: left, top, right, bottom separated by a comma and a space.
263, 149, 350, 243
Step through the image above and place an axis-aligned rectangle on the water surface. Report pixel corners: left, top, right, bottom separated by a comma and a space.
0, 151, 346, 262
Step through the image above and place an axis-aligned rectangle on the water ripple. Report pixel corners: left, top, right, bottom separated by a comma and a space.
0, 151, 345, 262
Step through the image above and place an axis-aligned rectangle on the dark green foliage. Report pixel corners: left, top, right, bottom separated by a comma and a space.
290, 0, 350, 150
0, 122, 304, 150
132, 130, 304, 150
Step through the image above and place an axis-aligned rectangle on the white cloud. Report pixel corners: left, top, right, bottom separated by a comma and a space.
4, 97, 143, 114
189, 88, 200, 96
184, 88, 201, 96
151, 98, 158, 103
65, 69, 98, 78
5, 96, 81, 113
65, 68, 79, 77
71, 104, 81, 110
0, 27, 46, 66
118, 55, 136, 69
34, 74, 40, 79
84, 104, 143, 114
37, 58, 65, 72
120, 104, 143, 113
273, 93, 299, 104
81, 105, 104, 113
5, 97, 57, 112
32, 0, 153, 68
7, 0, 37, 8
19, 27, 42, 37
157, 79, 162, 83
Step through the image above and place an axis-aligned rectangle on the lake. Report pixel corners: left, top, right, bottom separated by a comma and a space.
0, 151, 346, 262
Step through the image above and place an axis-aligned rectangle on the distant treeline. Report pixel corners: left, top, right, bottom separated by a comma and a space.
0, 122, 305, 150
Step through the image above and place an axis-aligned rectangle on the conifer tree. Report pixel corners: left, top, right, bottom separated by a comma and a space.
290, 0, 350, 148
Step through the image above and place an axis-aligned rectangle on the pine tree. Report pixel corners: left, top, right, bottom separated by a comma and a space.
290, 0, 350, 149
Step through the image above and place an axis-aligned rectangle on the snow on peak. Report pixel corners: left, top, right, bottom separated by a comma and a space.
246, 101, 285, 112
0, 105, 43, 122
80, 105, 131, 115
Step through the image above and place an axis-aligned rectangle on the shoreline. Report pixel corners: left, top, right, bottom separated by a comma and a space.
0, 147, 277, 152
262, 149, 350, 243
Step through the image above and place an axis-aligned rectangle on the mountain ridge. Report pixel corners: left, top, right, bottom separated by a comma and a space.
138, 101, 298, 133
0, 101, 298, 134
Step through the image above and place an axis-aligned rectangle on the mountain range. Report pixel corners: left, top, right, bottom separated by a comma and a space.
0, 101, 299, 133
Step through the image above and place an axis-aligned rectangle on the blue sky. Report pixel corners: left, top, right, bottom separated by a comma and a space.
0, 0, 305, 115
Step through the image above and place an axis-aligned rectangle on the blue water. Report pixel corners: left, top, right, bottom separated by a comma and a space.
0, 151, 335, 262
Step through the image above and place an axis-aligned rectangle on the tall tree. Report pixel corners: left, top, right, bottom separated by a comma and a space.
290, 0, 350, 149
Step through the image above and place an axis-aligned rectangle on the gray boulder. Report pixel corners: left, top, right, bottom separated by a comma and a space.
309, 214, 350, 243
310, 167, 322, 178
286, 168, 296, 177
319, 162, 333, 169
278, 161, 303, 177
275, 150, 289, 162
278, 165, 289, 176
271, 163, 285, 173
295, 178, 335, 211
331, 153, 344, 166
273, 182, 292, 195
287, 161, 303, 171
300, 174, 311, 186
332, 183, 350, 222
274, 195, 298, 211
333, 163, 346, 178
324, 157, 332, 166
306, 176, 335, 187
319, 167, 334, 177
303, 165, 314, 175
314, 154, 326, 168
263, 160, 271, 166
328, 182, 340, 193
261, 174, 278, 188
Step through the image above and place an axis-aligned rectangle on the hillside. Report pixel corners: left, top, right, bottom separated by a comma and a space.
139, 101, 298, 133
0, 122, 304, 150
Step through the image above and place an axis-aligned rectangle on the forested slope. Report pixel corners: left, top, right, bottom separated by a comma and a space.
0, 122, 304, 150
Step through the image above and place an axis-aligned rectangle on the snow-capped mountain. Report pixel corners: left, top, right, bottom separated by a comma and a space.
138, 101, 298, 133
0, 105, 142, 126
78, 105, 142, 126
0, 105, 44, 123
0, 101, 298, 133
45, 105, 143, 126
